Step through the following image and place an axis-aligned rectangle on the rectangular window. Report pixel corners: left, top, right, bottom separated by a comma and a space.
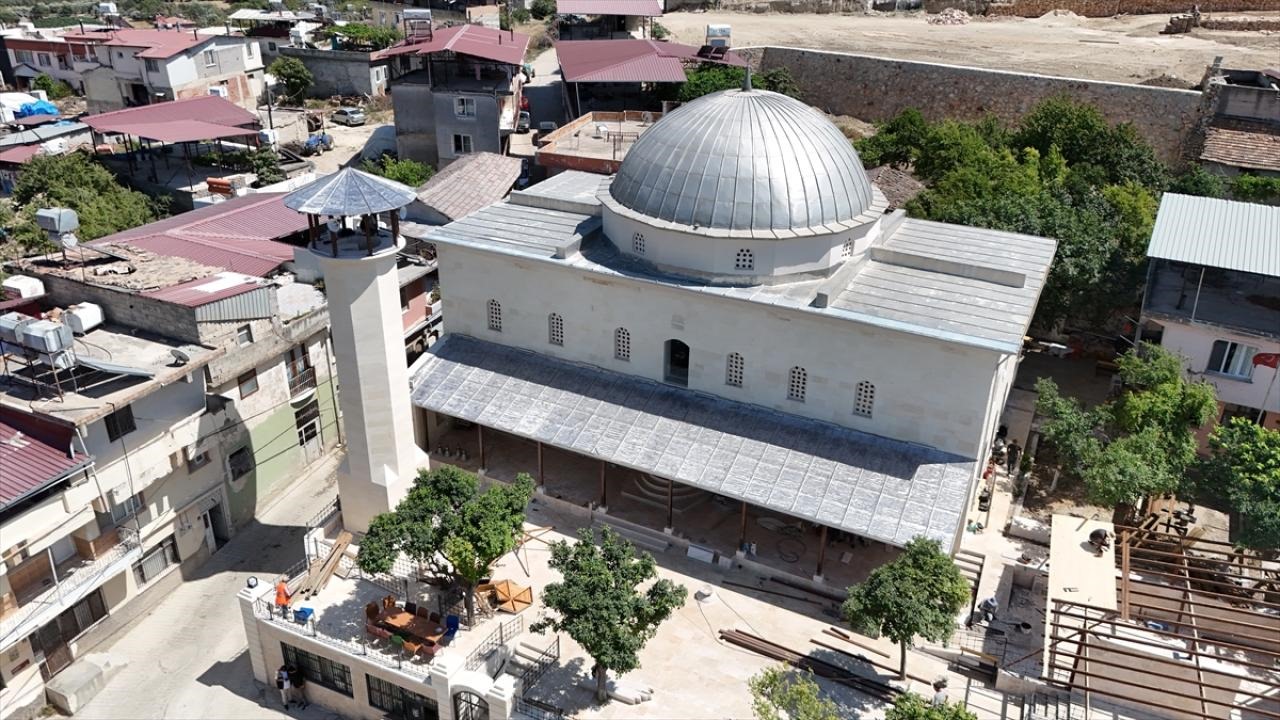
454, 97, 475, 118
15, 50, 33, 64
144, 58, 158, 72
400, 286, 411, 313
45, 589, 107, 644
104, 405, 137, 442
109, 491, 145, 525
282, 643, 353, 696
203, 49, 217, 66
132, 535, 179, 586
236, 324, 254, 346
367, 674, 439, 719
238, 369, 259, 399
37, 53, 51, 67
452, 133, 472, 155
186, 447, 211, 472
229, 447, 254, 480
246, 43, 255, 58
1207, 340, 1257, 380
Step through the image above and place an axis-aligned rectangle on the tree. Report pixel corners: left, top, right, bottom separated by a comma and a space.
1035, 343, 1218, 508
649, 20, 670, 40
356, 466, 535, 624
333, 22, 401, 50
361, 155, 434, 187
841, 537, 969, 679
252, 148, 285, 186
885, 692, 977, 720
530, 0, 555, 19
1169, 165, 1227, 199
749, 666, 840, 720
268, 56, 313, 102
9, 152, 163, 252
1197, 418, 1280, 551
1232, 175, 1280, 205
33, 73, 74, 100
665, 65, 801, 102
532, 526, 687, 703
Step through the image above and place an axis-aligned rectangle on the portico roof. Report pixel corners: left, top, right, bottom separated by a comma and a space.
411, 335, 974, 548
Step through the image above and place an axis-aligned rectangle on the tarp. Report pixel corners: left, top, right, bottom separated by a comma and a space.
16, 100, 58, 118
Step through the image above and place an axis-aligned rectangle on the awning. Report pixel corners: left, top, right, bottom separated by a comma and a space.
411, 336, 974, 548
100, 119, 259, 143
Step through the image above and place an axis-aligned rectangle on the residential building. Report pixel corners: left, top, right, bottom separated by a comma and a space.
554, 0, 665, 40
1140, 193, 1280, 434
1196, 66, 1279, 178
383, 25, 529, 168
535, 110, 660, 175
1, 34, 96, 93
231, 7, 395, 98
61, 28, 264, 113
554, 39, 743, 116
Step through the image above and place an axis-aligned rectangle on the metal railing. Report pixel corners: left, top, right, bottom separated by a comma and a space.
465, 615, 524, 671
287, 366, 318, 397
517, 635, 560, 694
516, 697, 568, 720
306, 497, 341, 531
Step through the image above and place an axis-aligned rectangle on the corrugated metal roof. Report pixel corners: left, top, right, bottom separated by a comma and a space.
284, 167, 417, 216
0, 407, 90, 510
375, 24, 529, 66
414, 151, 522, 221
0, 122, 89, 148
1148, 193, 1280, 277
95, 119, 258, 143
85, 96, 258, 134
412, 335, 974, 547
556, 39, 745, 83
64, 28, 213, 59
555, 0, 664, 16
141, 271, 264, 307
0, 144, 42, 164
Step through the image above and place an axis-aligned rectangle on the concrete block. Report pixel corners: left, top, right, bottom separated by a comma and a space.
44, 653, 125, 715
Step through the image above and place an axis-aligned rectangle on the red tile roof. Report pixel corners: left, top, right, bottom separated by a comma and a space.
85, 96, 259, 134
0, 406, 89, 510
1200, 119, 1280, 173
556, 0, 664, 16
377, 24, 529, 66
64, 27, 213, 59
555, 39, 744, 83
91, 193, 306, 280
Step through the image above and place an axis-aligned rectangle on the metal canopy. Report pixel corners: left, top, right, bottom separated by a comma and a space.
411, 335, 974, 548
283, 167, 417, 217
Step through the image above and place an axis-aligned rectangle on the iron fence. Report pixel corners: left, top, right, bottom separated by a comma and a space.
465, 615, 524, 671
306, 497, 341, 530
517, 635, 560, 693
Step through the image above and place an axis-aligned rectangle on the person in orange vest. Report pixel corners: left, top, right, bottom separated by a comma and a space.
274, 577, 292, 618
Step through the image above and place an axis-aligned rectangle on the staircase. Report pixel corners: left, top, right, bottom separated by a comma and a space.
621, 473, 708, 514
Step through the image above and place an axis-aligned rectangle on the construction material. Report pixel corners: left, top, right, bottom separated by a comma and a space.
927, 8, 970, 24
822, 627, 891, 658
295, 531, 351, 601
810, 638, 936, 686
719, 629, 898, 702
767, 575, 846, 602
720, 580, 828, 606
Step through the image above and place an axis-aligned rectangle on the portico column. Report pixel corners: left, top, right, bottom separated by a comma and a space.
664, 477, 674, 534
536, 441, 545, 490
814, 525, 829, 583
738, 501, 748, 554
477, 424, 486, 473
597, 460, 607, 511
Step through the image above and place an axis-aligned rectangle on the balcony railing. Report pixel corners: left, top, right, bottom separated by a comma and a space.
0, 527, 141, 645
287, 366, 317, 397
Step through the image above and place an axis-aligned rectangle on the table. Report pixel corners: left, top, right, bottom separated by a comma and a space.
493, 580, 533, 614
379, 610, 445, 644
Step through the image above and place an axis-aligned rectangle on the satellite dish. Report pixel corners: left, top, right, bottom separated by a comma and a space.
170, 348, 191, 365
60, 233, 79, 249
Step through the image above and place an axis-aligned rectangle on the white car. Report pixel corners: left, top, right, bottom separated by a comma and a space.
331, 107, 367, 126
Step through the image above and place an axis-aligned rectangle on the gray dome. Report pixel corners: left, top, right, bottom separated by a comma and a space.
609, 88, 874, 235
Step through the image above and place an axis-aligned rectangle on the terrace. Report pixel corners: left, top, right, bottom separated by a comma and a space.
1145, 259, 1280, 340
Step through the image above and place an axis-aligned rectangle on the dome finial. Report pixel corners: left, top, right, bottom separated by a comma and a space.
742, 66, 752, 92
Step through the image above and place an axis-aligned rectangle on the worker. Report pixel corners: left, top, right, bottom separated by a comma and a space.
1089, 528, 1112, 556
274, 577, 292, 618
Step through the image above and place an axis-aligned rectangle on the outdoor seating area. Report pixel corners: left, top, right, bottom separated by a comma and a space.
363, 594, 456, 662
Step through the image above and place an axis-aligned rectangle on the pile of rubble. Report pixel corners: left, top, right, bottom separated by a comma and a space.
927, 7, 971, 24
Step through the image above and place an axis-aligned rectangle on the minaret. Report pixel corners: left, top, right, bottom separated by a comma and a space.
284, 168, 421, 533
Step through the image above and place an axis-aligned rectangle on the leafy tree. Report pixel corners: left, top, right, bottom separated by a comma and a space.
32, 74, 74, 100
1169, 165, 1227, 199
1012, 96, 1166, 189
361, 155, 434, 187
9, 152, 163, 252
665, 65, 800, 102
649, 20, 669, 40
1232, 175, 1280, 205
252, 148, 285, 186
532, 526, 687, 703
749, 666, 840, 720
841, 537, 970, 679
1035, 343, 1218, 508
529, 0, 555, 19
1197, 418, 1280, 551
886, 692, 977, 720
268, 56, 313, 102
334, 22, 401, 50
357, 466, 535, 624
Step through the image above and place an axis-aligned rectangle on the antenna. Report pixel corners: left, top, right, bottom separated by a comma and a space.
170, 348, 191, 366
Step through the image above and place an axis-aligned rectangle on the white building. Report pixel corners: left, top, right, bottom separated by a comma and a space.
64, 28, 264, 113
1141, 193, 1280, 433
411, 85, 1058, 572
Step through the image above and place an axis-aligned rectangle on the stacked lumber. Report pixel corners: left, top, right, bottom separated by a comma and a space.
293, 531, 352, 603
718, 629, 898, 702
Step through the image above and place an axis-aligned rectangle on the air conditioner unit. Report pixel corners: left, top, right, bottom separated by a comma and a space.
208, 86, 229, 98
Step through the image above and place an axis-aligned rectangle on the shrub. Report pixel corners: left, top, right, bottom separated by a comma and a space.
32, 74, 74, 100
530, 0, 555, 19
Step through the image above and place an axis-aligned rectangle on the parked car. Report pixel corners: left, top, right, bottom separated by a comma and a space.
516, 111, 531, 134
331, 107, 366, 126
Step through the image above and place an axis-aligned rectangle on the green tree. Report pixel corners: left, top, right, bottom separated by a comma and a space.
357, 466, 535, 624
9, 152, 163, 252
1232, 175, 1280, 205
268, 56, 313, 102
1169, 165, 1227, 199
532, 526, 687, 703
1197, 418, 1280, 551
361, 156, 434, 187
334, 22, 401, 50
32, 73, 74, 100
841, 537, 970, 679
749, 666, 840, 720
666, 65, 800, 102
1035, 343, 1218, 508
885, 692, 977, 720
252, 148, 285, 186
529, 0, 555, 19
649, 20, 669, 40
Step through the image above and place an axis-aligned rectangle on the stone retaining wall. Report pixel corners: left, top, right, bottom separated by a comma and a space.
986, 0, 1280, 17
753, 46, 1205, 164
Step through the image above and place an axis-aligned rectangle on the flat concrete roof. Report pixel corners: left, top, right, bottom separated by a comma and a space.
1048, 513, 1117, 611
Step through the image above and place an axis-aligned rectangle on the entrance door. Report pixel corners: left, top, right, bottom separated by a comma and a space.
295, 398, 323, 465
207, 503, 230, 548
200, 511, 217, 554
664, 339, 690, 386
32, 621, 72, 680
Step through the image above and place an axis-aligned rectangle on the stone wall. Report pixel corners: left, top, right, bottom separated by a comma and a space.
31, 273, 201, 343
753, 47, 1204, 164
278, 47, 384, 98
985, 0, 1280, 17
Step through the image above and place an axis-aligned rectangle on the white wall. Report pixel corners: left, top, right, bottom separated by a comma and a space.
1160, 321, 1280, 414
436, 244, 1004, 459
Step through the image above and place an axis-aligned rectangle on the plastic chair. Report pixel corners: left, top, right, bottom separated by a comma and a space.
428, 611, 441, 624
443, 615, 460, 643
405, 601, 418, 615
390, 635, 405, 657
364, 602, 380, 622
415, 606, 432, 619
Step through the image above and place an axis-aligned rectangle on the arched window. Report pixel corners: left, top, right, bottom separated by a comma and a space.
632, 232, 645, 255
854, 380, 875, 418
453, 691, 489, 720
735, 248, 754, 271
787, 366, 807, 402
548, 312, 564, 346
726, 352, 744, 388
614, 327, 631, 361
486, 299, 501, 332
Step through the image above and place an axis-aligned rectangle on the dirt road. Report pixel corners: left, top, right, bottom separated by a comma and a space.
659, 11, 1279, 85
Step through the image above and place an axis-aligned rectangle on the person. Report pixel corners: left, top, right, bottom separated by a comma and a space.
931, 678, 949, 707
274, 577, 292, 619
287, 663, 308, 709
1089, 528, 1112, 556
979, 596, 999, 623
276, 665, 292, 709
1006, 439, 1022, 475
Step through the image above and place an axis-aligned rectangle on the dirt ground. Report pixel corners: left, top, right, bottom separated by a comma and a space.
660, 10, 1280, 85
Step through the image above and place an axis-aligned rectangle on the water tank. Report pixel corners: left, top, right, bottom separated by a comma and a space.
0, 312, 29, 345
402, 8, 432, 20
65, 303, 104, 335
1, 275, 45, 299
18, 319, 73, 353
35, 208, 80, 235
98, 2, 118, 14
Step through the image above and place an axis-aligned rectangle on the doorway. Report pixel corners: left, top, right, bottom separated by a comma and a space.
295, 398, 323, 465
206, 502, 230, 548
664, 339, 689, 386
